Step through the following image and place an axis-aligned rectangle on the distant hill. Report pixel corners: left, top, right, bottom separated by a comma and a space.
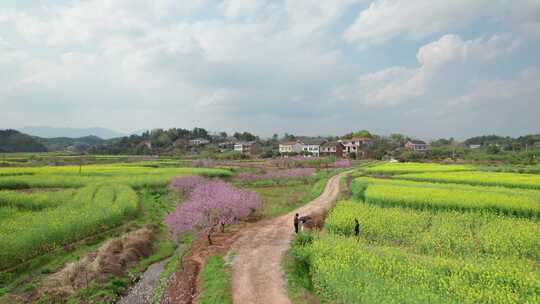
20, 126, 125, 139
0, 130, 47, 153
36, 135, 105, 152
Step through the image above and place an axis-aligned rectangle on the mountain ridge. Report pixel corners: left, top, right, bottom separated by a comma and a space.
20, 126, 125, 139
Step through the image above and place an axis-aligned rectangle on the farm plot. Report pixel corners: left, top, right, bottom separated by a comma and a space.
0, 184, 138, 270
0, 189, 76, 210
325, 201, 540, 259
308, 236, 540, 304
363, 162, 473, 174
0, 164, 232, 271
356, 177, 540, 217
0, 165, 231, 190
395, 171, 540, 189
292, 163, 540, 303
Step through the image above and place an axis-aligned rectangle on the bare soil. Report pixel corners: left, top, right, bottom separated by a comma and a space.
230, 174, 342, 304
161, 225, 246, 304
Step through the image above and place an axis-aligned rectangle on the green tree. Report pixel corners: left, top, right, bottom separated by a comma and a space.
486, 144, 501, 154
389, 133, 406, 146
153, 133, 171, 148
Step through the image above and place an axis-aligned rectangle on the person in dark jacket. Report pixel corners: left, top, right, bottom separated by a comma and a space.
294, 213, 300, 234
354, 218, 360, 237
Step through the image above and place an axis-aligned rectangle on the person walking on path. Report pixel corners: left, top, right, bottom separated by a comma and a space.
294, 213, 300, 234
354, 218, 360, 238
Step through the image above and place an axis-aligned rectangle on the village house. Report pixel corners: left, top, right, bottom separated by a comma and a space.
189, 138, 210, 146
234, 142, 261, 156
340, 137, 374, 147
469, 144, 481, 149
301, 139, 327, 157
535, 142, 540, 149
279, 140, 304, 155
320, 141, 345, 158
342, 142, 358, 156
217, 137, 238, 150
337, 137, 373, 158
405, 140, 428, 152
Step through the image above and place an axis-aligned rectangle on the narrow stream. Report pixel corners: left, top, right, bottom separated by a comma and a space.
118, 259, 169, 304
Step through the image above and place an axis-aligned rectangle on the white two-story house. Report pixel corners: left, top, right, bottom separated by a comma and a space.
279, 140, 304, 155
301, 139, 327, 157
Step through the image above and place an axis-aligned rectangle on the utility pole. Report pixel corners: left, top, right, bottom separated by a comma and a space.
79, 156, 83, 175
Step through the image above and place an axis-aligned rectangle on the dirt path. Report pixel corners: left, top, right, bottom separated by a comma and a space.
230, 174, 343, 304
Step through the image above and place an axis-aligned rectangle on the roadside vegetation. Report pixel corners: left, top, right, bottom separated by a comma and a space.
198, 255, 232, 304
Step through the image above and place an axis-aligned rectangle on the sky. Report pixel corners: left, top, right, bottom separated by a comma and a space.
1, 0, 539, 140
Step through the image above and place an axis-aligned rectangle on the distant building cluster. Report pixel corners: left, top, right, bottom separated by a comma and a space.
278, 137, 375, 159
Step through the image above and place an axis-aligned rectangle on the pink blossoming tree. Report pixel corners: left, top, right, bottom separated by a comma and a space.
165, 177, 261, 244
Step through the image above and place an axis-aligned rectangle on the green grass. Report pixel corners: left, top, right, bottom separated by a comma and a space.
130, 188, 179, 274
245, 177, 329, 217
284, 233, 317, 304
198, 255, 232, 304
64, 276, 129, 304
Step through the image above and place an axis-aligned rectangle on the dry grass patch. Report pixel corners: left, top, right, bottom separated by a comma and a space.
40, 227, 155, 298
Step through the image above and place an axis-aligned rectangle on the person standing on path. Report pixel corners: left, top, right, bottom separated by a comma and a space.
294, 213, 300, 234
354, 218, 360, 238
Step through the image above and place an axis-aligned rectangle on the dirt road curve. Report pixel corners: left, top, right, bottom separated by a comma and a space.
230, 174, 343, 304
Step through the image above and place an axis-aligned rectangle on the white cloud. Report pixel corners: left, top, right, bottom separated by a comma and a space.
284, 0, 361, 35
344, 0, 540, 48
333, 66, 423, 106
334, 33, 521, 107
0, 0, 538, 138
220, 0, 269, 19
417, 34, 519, 70
0, 0, 353, 134
444, 67, 540, 110
330, 32, 540, 138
